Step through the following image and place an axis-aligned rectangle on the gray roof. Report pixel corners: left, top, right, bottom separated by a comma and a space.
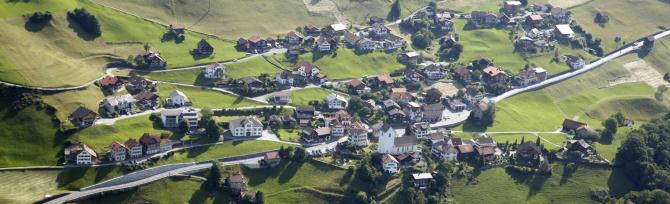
161, 109, 182, 116
229, 117, 262, 128
394, 135, 418, 147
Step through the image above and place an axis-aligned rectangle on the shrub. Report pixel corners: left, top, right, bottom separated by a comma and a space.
28, 11, 53, 24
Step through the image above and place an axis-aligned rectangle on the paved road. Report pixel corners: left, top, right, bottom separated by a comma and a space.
492, 29, 670, 102
42, 139, 343, 204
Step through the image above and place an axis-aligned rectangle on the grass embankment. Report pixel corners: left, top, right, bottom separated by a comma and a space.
153, 140, 297, 165
290, 88, 342, 106
643, 37, 670, 74
141, 57, 282, 85
91, 0, 334, 39
449, 164, 637, 203
157, 83, 263, 109
269, 48, 404, 80
571, 0, 670, 52
42, 86, 105, 121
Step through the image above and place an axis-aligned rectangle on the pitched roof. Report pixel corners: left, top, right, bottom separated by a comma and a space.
517, 142, 543, 156
563, 119, 587, 130
69, 106, 96, 119
376, 74, 394, 84
476, 145, 496, 155
125, 138, 140, 148
298, 61, 315, 73
139, 133, 161, 145
381, 154, 398, 164
265, 151, 280, 159
457, 144, 475, 153
412, 173, 433, 180
134, 90, 158, 101
348, 79, 366, 89
170, 23, 185, 30
229, 175, 245, 183
230, 117, 262, 127
99, 75, 119, 86
109, 141, 128, 151
422, 103, 444, 112
483, 66, 506, 77
394, 135, 418, 147
476, 137, 496, 146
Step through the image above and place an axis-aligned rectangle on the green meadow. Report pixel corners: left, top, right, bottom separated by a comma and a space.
157, 83, 263, 109
42, 86, 105, 121
289, 88, 343, 106
141, 57, 282, 85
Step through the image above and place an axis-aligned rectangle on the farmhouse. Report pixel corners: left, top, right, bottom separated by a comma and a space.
347, 79, 370, 95
323, 23, 347, 36
302, 127, 332, 143
98, 75, 122, 93
169, 23, 185, 39
325, 93, 347, 110
412, 173, 433, 190
525, 14, 544, 26
127, 74, 150, 91
470, 11, 499, 27
228, 175, 248, 192
107, 141, 127, 162
229, 117, 263, 137
203, 63, 226, 79
567, 139, 592, 156
482, 66, 509, 83
515, 142, 543, 164
263, 151, 281, 167
68, 106, 97, 127
166, 90, 191, 107
143, 51, 167, 68
562, 119, 595, 137
285, 31, 303, 45
432, 141, 459, 161
193, 39, 214, 55
125, 138, 143, 159
298, 62, 320, 78
316, 37, 334, 52
454, 67, 472, 83
64, 143, 97, 165
375, 74, 395, 87
370, 22, 389, 38
515, 67, 548, 86
103, 94, 136, 115
294, 106, 315, 122
381, 154, 399, 173
344, 31, 361, 47
554, 24, 575, 41
565, 55, 586, 70
269, 91, 291, 104
237, 77, 264, 90
423, 63, 448, 80
303, 25, 321, 36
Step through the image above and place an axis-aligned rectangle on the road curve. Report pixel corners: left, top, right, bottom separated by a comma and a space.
492, 30, 670, 102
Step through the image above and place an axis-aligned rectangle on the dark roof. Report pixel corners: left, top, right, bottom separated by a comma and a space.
422, 103, 444, 112
394, 135, 418, 147
296, 106, 315, 112
563, 119, 587, 130
139, 133, 161, 145
99, 76, 119, 86
457, 144, 474, 153
109, 141, 127, 151
197, 39, 213, 49
348, 79, 366, 89
69, 106, 96, 119
134, 90, 158, 101
516, 142, 543, 156
476, 137, 495, 146
476, 146, 495, 156
125, 138, 140, 148
380, 123, 393, 132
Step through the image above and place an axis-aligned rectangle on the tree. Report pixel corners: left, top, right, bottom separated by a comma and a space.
206, 119, 221, 139
388, 0, 401, 20
206, 160, 223, 191
256, 191, 265, 204
535, 136, 541, 146
292, 147, 307, 162
28, 11, 53, 24
612, 112, 626, 126
356, 191, 368, 204
411, 28, 434, 49
178, 119, 190, 133
66, 8, 101, 37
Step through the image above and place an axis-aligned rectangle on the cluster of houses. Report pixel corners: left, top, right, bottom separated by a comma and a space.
342, 18, 405, 52
63, 133, 174, 165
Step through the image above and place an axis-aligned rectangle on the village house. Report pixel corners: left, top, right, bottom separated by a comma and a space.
245, 36, 267, 53
412, 122, 431, 139
403, 69, 425, 83
269, 91, 291, 104
228, 175, 248, 192
550, 7, 572, 24
454, 67, 472, 83
475, 139, 497, 161
383, 99, 401, 111
323, 23, 347, 36
383, 34, 405, 50
139, 133, 162, 155
343, 31, 362, 47
390, 88, 414, 102
133, 90, 159, 110
203, 63, 226, 79
68, 106, 97, 127
515, 67, 548, 86
502, 1, 522, 13
565, 55, 586, 70
562, 119, 595, 137
375, 74, 395, 87
98, 75, 122, 93
325, 93, 347, 110
428, 131, 447, 145
470, 11, 499, 27
166, 90, 191, 107
107, 141, 128, 162
482, 66, 509, 83
327, 118, 345, 137
516, 142, 543, 165
103, 94, 136, 115
303, 25, 321, 36
64, 143, 97, 165
335, 110, 352, 126
398, 51, 420, 64
125, 138, 143, 159
356, 38, 376, 51
439, 35, 458, 48
316, 37, 334, 52
275, 71, 295, 86
263, 151, 281, 167
404, 102, 423, 122
412, 173, 433, 190
298, 62, 320, 78
525, 14, 544, 26
567, 139, 592, 156
377, 124, 418, 154
423, 63, 448, 80
285, 31, 303, 45
268, 114, 296, 127
347, 79, 370, 95
193, 39, 214, 55
302, 127, 332, 143
370, 22, 389, 38
434, 11, 454, 31
464, 87, 485, 106
229, 117, 263, 137
472, 99, 490, 121
160, 108, 200, 130
294, 106, 315, 125
144, 51, 167, 68
554, 24, 575, 42
432, 141, 459, 161
422, 104, 444, 122
369, 16, 385, 25
448, 99, 467, 112
381, 154, 399, 173
126, 74, 150, 92
237, 77, 264, 90
169, 23, 185, 39
347, 122, 369, 146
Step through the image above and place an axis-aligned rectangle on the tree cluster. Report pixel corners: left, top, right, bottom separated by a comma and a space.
67, 8, 101, 37
28, 11, 53, 24
278, 146, 308, 162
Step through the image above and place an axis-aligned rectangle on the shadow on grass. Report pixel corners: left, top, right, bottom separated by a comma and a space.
56, 167, 90, 189
607, 167, 638, 197
278, 161, 304, 184
66, 17, 98, 41
186, 145, 212, 159
504, 167, 550, 199
461, 119, 488, 132
188, 182, 212, 204
24, 21, 48, 32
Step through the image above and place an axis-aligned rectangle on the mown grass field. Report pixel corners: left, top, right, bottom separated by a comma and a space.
449, 164, 636, 203
643, 37, 670, 74
91, 0, 335, 39
42, 86, 104, 121
0, 170, 63, 204
140, 57, 282, 85
571, 0, 670, 52
78, 177, 234, 204
153, 140, 297, 165
269, 48, 404, 80
157, 83, 263, 109
0, 103, 65, 167
332, 0, 431, 25
290, 88, 342, 106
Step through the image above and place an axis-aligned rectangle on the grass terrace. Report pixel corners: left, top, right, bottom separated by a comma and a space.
91, 0, 334, 39
289, 88, 342, 106
157, 83, 264, 109
269, 48, 404, 80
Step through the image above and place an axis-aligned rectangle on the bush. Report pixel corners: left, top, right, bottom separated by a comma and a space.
67, 8, 101, 37
28, 11, 53, 24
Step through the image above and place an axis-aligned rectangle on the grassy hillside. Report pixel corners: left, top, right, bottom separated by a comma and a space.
157, 83, 263, 109
290, 88, 342, 106
571, 0, 670, 52
91, 0, 335, 39
141, 57, 282, 85
450, 164, 636, 203
0, 170, 64, 204
42, 86, 104, 121
153, 140, 297, 165
269, 48, 404, 80
76, 114, 172, 152
332, 0, 431, 24
643, 37, 670, 73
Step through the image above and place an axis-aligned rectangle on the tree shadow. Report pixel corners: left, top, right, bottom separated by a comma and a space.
608, 167, 638, 197
24, 21, 48, 32
191, 52, 212, 60
559, 162, 577, 185
461, 119, 488, 132
187, 145, 212, 159
278, 161, 303, 184
56, 167, 90, 189
66, 17, 97, 41
188, 181, 212, 204
311, 50, 328, 62
5, 0, 34, 3
526, 174, 550, 199
161, 32, 175, 42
